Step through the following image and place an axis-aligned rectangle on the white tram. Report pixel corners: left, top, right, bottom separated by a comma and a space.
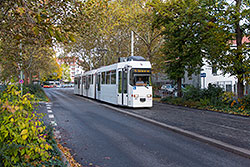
74, 56, 153, 108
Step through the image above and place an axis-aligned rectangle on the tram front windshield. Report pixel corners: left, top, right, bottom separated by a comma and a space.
130, 69, 152, 86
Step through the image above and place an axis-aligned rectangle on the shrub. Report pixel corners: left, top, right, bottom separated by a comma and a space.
202, 84, 224, 105
183, 84, 224, 105
0, 85, 53, 166
183, 85, 203, 101
23, 84, 48, 102
241, 94, 250, 109
221, 92, 235, 104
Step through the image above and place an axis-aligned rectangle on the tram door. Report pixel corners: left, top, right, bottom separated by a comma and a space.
118, 69, 128, 106
96, 73, 101, 100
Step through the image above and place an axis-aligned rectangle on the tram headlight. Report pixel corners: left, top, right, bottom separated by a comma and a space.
147, 94, 152, 98
132, 94, 139, 99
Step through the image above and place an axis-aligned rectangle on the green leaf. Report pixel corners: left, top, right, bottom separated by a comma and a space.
32, 26, 39, 35
69, 34, 76, 42
48, 27, 54, 37
37, 13, 41, 24
55, 30, 62, 42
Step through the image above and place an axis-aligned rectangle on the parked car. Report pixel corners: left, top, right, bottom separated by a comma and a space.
161, 84, 175, 93
43, 83, 54, 88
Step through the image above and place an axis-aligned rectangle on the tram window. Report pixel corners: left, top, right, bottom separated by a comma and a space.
124, 71, 127, 93
91, 75, 93, 84
111, 70, 116, 84
118, 71, 122, 93
130, 68, 151, 86
130, 75, 152, 86
106, 71, 111, 84
98, 74, 101, 91
78, 78, 80, 89
88, 75, 91, 84
83, 76, 86, 84
101, 72, 105, 84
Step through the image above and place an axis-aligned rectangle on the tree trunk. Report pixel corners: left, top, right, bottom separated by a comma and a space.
235, 0, 244, 98
237, 77, 244, 98
24, 71, 29, 85
177, 77, 182, 97
29, 72, 32, 84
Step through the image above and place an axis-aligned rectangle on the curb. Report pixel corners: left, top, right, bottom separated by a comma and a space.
54, 130, 71, 167
99, 103, 250, 159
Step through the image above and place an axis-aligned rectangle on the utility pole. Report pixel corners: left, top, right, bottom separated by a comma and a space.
131, 31, 134, 57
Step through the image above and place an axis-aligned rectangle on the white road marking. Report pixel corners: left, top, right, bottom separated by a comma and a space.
45, 102, 60, 138
48, 114, 54, 119
51, 121, 57, 126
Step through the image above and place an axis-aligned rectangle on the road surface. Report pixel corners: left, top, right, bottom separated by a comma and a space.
38, 88, 250, 167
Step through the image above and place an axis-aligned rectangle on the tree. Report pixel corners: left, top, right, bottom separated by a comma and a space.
61, 64, 71, 82
151, 0, 209, 97
61, 0, 164, 74
0, 0, 76, 82
204, 0, 250, 98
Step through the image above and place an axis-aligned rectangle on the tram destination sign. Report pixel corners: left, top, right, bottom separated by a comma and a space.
132, 69, 151, 74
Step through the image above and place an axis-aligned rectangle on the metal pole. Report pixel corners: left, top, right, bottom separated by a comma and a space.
131, 31, 134, 57
203, 77, 205, 89
20, 41, 23, 96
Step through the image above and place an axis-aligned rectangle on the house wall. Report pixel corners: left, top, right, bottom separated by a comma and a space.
200, 62, 238, 93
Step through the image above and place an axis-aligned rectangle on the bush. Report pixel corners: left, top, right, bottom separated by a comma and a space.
23, 84, 48, 102
183, 85, 203, 101
221, 92, 235, 104
0, 85, 54, 166
183, 84, 224, 105
242, 94, 250, 109
203, 84, 224, 105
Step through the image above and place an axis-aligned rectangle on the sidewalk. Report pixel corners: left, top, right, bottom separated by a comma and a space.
123, 101, 250, 151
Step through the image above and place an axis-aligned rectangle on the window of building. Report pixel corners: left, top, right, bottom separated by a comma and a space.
212, 66, 217, 75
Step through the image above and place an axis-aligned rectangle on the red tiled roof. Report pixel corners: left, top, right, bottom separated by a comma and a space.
231, 36, 250, 45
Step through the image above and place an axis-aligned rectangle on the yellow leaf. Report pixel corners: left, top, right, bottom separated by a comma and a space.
22, 135, 28, 140
10, 118, 14, 122
21, 129, 28, 135
45, 144, 49, 150
32, 126, 36, 133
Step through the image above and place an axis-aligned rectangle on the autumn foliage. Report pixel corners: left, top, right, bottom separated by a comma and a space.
0, 85, 54, 166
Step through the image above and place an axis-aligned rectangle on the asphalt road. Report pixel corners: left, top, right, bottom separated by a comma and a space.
39, 88, 250, 167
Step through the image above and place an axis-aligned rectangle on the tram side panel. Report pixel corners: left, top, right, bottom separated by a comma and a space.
98, 85, 117, 104
74, 77, 79, 94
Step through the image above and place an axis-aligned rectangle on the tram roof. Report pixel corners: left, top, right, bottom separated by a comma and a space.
98, 61, 151, 71
80, 61, 151, 76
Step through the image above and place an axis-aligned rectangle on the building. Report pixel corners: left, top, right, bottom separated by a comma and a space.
198, 37, 250, 94
57, 58, 84, 83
